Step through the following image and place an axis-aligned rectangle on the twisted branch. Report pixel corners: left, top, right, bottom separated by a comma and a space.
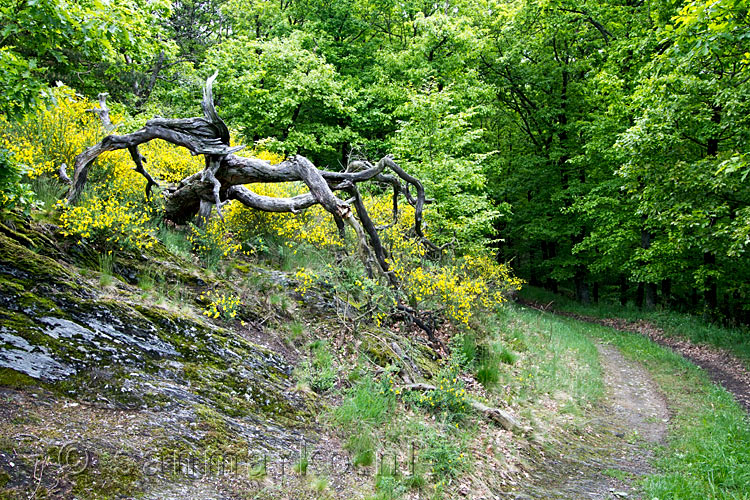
66, 73, 445, 341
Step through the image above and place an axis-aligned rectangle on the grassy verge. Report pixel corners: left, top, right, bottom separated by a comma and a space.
514, 304, 750, 499
328, 305, 609, 498
519, 285, 750, 367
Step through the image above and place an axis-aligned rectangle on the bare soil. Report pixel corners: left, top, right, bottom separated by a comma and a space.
510, 343, 668, 499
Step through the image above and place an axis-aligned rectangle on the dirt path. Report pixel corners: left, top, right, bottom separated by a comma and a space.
514, 343, 668, 499
552, 310, 750, 414
518, 300, 750, 414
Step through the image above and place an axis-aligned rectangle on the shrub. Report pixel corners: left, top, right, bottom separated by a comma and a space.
0, 86, 104, 180
200, 291, 241, 321
58, 196, 156, 252
420, 430, 467, 480
187, 218, 243, 267
410, 363, 470, 422
365, 194, 523, 327
0, 148, 37, 214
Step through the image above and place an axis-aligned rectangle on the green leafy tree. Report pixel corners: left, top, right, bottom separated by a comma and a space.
0, 0, 173, 113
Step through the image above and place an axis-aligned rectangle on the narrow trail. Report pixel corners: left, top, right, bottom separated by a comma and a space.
514, 343, 668, 499
587, 317, 750, 414
521, 300, 750, 414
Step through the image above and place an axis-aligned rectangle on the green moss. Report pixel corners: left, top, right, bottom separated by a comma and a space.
0, 232, 69, 284
17, 291, 61, 316
0, 310, 46, 344
194, 404, 249, 456
0, 222, 35, 248
0, 368, 38, 389
53, 369, 149, 408
0, 278, 24, 296
234, 262, 251, 273
70, 451, 143, 499
0, 217, 323, 479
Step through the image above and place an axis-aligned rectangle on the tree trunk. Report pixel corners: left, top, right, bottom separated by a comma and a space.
661, 278, 671, 308
636, 282, 644, 309
640, 221, 655, 309
644, 283, 657, 309
704, 251, 717, 311
619, 274, 628, 306
703, 106, 720, 315
574, 270, 590, 304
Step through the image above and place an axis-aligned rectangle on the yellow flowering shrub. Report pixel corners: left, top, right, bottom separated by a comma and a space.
0, 86, 203, 186
200, 291, 241, 321
224, 183, 344, 250
0, 85, 212, 254
224, 147, 346, 250
363, 194, 523, 327
142, 139, 203, 184
58, 197, 156, 251
187, 217, 244, 264
294, 267, 319, 297
1, 84, 522, 327
0, 86, 106, 179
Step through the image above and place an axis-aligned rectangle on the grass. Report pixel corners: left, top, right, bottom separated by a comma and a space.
474, 341, 516, 388
287, 320, 306, 344
30, 176, 66, 211
137, 267, 156, 291
492, 308, 605, 407
310, 475, 330, 493
98, 250, 114, 286
475, 357, 500, 387
156, 225, 192, 259
333, 375, 394, 460
520, 285, 750, 367
512, 304, 750, 499
302, 340, 338, 393
328, 306, 610, 498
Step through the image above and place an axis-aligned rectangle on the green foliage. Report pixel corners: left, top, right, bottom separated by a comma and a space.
0, 149, 36, 214
302, 340, 338, 393
0, 0, 173, 114
3, 0, 750, 318
207, 32, 356, 164
391, 84, 502, 252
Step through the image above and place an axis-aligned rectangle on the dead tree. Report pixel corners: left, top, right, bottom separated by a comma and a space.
67, 72, 442, 341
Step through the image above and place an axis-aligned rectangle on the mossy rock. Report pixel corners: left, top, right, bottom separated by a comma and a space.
0, 217, 317, 436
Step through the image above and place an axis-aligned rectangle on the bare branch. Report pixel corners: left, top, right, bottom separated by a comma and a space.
127, 146, 159, 199
87, 93, 115, 132
65, 73, 446, 341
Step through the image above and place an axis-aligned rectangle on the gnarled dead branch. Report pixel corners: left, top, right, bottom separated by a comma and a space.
67, 72, 445, 340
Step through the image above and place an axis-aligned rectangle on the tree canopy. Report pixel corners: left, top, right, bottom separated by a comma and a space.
3, 0, 750, 322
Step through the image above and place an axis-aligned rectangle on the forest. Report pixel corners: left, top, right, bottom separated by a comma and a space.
1, 0, 750, 499
3, 0, 750, 321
